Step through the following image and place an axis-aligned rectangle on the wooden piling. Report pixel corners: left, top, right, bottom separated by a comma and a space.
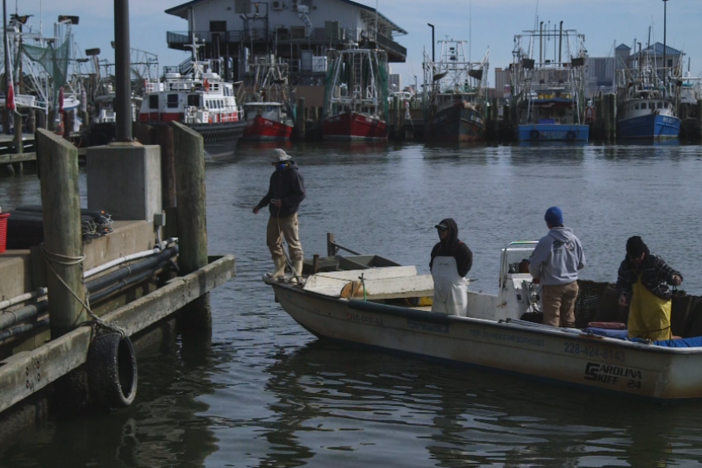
296, 97, 306, 140
697, 100, 702, 139
36, 129, 87, 338
156, 124, 177, 239
327, 233, 336, 257
171, 121, 211, 328
13, 112, 23, 155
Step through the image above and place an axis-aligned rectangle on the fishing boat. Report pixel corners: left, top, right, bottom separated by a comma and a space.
321, 48, 389, 140
264, 240, 702, 402
511, 25, 589, 141
241, 55, 295, 141
138, 37, 245, 158
616, 49, 682, 139
423, 41, 489, 142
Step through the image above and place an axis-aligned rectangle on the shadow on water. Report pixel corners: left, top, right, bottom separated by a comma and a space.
258, 339, 702, 467
0, 336, 220, 468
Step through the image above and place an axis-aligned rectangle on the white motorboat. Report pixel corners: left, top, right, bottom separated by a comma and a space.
265, 241, 702, 402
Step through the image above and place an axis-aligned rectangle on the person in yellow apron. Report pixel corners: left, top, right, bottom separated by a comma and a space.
616, 236, 683, 341
430, 219, 473, 316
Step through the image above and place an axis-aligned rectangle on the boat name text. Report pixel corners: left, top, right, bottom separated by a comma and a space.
584, 362, 642, 388
407, 319, 449, 334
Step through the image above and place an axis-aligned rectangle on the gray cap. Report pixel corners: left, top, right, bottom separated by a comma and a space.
270, 148, 292, 163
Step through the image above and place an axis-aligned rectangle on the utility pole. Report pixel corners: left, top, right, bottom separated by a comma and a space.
114, 0, 132, 141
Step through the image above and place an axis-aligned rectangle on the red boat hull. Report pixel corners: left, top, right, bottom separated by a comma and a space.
322, 112, 388, 140
242, 115, 293, 141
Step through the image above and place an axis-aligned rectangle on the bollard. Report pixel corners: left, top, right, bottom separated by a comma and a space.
36, 129, 87, 338
171, 121, 211, 329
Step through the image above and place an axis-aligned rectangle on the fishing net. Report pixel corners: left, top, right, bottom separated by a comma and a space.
21, 40, 71, 93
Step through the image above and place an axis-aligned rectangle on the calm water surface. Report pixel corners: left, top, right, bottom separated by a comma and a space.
1, 141, 702, 467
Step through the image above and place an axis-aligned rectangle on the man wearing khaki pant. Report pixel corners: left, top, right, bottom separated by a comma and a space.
253, 149, 306, 280
529, 207, 586, 328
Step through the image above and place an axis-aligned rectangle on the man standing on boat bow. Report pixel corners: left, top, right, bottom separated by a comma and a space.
617, 236, 683, 341
529, 207, 586, 328
253, 149, 306, 280
430, 219, 473, 316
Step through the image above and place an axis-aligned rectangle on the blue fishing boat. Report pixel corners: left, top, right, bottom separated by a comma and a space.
511, 25, 589, 142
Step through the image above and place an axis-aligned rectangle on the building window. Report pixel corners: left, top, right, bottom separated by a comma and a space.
210, 21, 226, 32
235, 0, 251, 13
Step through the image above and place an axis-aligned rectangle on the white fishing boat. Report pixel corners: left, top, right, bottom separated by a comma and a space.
139, 36, 245, 158
264, 241, 702, 402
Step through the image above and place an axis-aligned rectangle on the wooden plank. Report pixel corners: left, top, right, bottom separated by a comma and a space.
0, 254, 235, 415
0, 152, 36, 164
307, 266, 417, 283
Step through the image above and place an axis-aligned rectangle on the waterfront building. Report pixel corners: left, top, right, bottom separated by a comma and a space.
494, 67, 511, 98
164, 0, 407, 89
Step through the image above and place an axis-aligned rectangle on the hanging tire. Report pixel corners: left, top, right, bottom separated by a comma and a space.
567, 131, 577, 141
530, 129, 540, 140
88, 332, 138, 410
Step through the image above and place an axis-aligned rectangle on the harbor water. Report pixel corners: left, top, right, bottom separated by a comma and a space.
2, 141, 702, 467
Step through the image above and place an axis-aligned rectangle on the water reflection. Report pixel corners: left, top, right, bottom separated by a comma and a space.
259, 339, 702, 467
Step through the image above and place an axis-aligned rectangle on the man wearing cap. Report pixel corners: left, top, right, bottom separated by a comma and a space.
616, 236, 683, 341
253, 149, 306, 279
529, 207, 586, 328
430, 218, 473, 316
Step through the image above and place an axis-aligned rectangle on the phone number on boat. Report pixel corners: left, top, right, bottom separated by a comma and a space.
564, 342, 625, 363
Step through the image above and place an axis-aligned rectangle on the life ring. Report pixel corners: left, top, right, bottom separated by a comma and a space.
203, 78, 210, 92
530, 129, 540, 140
88, 332, 138, 409
566, 130, 576, 141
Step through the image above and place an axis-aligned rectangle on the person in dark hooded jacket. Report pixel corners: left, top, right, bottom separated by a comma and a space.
253, 149, 306, 279
430, 218, 473, 316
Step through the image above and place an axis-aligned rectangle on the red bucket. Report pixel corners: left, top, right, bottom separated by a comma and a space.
0, 213, 10, 254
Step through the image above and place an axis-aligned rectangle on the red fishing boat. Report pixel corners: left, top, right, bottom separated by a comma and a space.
322, 48, 389, 140
242, 102, 294, 141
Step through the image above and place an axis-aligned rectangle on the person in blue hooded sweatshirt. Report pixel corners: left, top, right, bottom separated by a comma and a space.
529, 207, 586, 328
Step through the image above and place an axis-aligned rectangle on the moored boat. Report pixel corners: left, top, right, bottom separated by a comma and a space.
511, 25, 589, 142
322, 48, 389, 140
139, 37, 245, 158
265, 240, 702, 401
423, 41, 489, 142
242, 102, 294, 141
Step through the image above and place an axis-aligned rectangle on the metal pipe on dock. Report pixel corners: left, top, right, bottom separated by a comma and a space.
36, 129, 87, 338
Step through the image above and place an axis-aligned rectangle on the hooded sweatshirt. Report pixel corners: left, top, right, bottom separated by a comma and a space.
529, 227, 585, 286
256, 161, 306, 218
430, 218, 473, 277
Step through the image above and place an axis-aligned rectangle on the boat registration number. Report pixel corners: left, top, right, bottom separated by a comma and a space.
563, 341, 626, 363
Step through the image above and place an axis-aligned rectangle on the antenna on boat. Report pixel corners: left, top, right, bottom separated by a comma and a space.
468, 0, 471, 63
374, 0, 379, 43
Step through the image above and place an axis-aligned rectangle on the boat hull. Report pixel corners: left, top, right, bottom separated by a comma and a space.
617, 113, 681, 139
322, 112, 388, 140
242, 115, 293, 141
425, 104, 486, 142
269, 282, 702, 401
186, 121, 246, 159
517, 124, 589, 141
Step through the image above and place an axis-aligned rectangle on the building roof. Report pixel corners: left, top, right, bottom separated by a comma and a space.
615, 44, 631, 50
643, 42, 682, 56
165, 0, 407, 34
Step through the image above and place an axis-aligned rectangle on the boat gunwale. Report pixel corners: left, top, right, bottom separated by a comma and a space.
267, 279, 702, 356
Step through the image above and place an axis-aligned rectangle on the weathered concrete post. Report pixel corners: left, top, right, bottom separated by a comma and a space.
36, 129, 87, 338
172, 122, 211, 328
296, 97, 306, 140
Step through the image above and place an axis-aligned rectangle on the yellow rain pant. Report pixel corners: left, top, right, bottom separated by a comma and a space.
627, 274, 672, 341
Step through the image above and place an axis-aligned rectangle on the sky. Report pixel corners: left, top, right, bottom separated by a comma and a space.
15, 0, 702, 89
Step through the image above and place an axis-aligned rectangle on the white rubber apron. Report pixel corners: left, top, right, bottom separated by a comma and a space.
431, 256, 468, 316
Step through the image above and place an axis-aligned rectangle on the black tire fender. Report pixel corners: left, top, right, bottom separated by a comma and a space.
88, 332, 138, 409
530, 129, 540, 140
567, 130, 576, 141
